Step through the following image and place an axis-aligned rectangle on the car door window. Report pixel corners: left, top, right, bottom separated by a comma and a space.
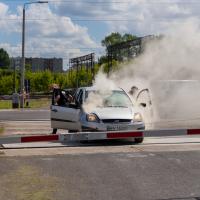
78, 90, 83, 105
75, 89, 83, 106
53, 89, 76, 107
51, 89, 81, 130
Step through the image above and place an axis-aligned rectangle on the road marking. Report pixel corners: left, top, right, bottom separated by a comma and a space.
125, 153, 148, 158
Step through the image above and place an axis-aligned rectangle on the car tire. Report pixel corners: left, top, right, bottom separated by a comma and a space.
134, 137, 144, 144
68, 130, 77, 133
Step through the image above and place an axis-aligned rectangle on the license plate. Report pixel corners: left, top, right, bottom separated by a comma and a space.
107, 125, 127, 131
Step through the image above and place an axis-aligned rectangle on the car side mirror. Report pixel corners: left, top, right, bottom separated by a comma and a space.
140, 103, 146, 108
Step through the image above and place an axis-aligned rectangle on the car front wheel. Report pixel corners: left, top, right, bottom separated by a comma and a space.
134, 137, 144, 144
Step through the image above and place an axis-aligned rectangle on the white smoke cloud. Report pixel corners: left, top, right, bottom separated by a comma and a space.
85, 19, 200, 129
82, 70, 116, 113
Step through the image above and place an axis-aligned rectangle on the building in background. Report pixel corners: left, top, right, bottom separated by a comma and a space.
10, 57, 63, 72
10, 57, 21, 71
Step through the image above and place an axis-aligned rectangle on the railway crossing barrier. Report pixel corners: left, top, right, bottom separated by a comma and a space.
0, 128, 200, 145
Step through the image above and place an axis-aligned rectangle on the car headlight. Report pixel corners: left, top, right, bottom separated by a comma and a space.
133, 113, 143, 122
86, 113, 100, 122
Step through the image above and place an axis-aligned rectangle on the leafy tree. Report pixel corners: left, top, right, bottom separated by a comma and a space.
102, 60, 119, 74
94, 63, 100, 75
0, 75, 13, 95
101, 32, 138, 48
98, 55, 108, 65
100, 32, 138, 68
0, 68, 13, 77
122, 33, 137, 42
25, 63, 32, 72
0, 48, 10, 69
101, 32, 123, 48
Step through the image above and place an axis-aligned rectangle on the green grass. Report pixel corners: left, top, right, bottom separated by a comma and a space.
0, 98, 51, 109
29, 98, 51, 109
0, 127, 4, 135
0, 100, 11, 109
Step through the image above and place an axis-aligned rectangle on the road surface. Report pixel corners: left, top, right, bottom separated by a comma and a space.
1, 109, 200, 129
1, 111, 200, 199
0, 109, 50, 121
0, 138, 200, 200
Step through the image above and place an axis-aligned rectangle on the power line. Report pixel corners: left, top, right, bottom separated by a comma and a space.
11, 52, 105, 55
4, 47, 104, 50
2, 0, 200, 3
0, 18, 144, 21
9, 55, 103, 59
0, 18, 195, 22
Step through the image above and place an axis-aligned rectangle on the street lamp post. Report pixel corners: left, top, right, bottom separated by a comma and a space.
20, 1, 48, 108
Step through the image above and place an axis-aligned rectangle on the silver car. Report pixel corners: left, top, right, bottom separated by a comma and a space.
51, 87, 145, 143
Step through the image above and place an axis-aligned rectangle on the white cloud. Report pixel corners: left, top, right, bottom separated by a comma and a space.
2, 0, 200, 69
0, 2, 8, 16
0, 2, 99, 69
0, 2, 21, 33
53, 0, 200, 35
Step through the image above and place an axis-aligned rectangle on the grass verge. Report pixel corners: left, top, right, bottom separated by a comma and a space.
0, 127, 4, 135
0, 98, 51, 109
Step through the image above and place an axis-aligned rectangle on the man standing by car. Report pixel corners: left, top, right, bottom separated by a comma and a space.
51, 84, 60, 134
129, 86, 139, 98
51, 84, 73, 134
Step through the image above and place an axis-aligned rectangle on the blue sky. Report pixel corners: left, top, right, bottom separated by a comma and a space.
0, 0, 200, 68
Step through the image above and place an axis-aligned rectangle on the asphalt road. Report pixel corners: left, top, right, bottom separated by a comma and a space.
0, 109, 50, 121
1, 109, 200, 130
1, 111, 200, 199
0, 142, 200, 200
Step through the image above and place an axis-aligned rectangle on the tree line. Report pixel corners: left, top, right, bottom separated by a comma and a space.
0, 66, 99, 95
0, 33, 137, 95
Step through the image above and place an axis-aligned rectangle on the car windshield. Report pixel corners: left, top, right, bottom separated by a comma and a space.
85, 90, 133, 108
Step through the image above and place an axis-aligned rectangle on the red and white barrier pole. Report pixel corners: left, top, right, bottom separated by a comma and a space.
0, 128, 200, 145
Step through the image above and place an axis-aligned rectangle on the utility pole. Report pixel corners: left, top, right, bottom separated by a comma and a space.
20, 1, 48, 108
20, 6, 25, 108
13, 62, 16, 93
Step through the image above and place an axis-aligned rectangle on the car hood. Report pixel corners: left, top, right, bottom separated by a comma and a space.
93, 107, 134, 120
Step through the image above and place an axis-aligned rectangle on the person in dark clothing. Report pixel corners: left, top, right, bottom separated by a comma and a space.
129, 86, 139, 97
52, 128, 58, 134
51, 84, 73, 134
51, 84, 61, 134
54, 89, 66, 106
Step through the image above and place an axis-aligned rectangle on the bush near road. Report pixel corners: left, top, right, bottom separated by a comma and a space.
0, 66, 99, 95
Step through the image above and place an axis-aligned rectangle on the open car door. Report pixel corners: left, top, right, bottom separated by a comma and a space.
136, 88, 154, 128
136, 88, 152, 108
51, 89, 81, 131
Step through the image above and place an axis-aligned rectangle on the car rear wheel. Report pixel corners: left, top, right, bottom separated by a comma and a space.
134, 137, 144, 144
